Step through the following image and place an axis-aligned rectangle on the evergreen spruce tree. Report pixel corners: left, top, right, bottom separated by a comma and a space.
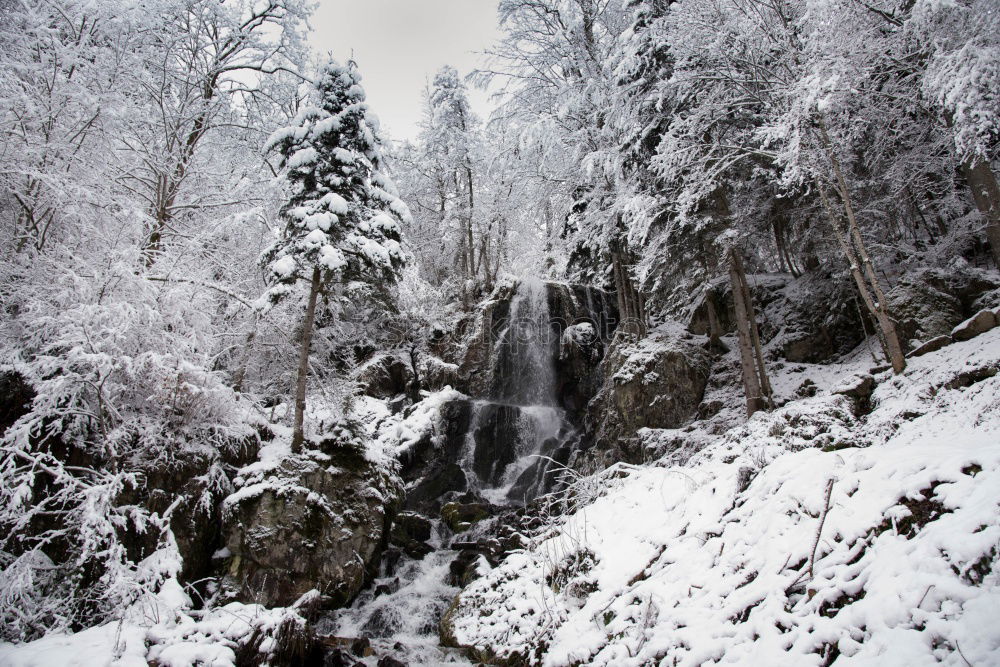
264, 59, 408, 452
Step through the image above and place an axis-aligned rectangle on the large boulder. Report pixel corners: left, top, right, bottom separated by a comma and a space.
952, 309, 998, 342
886, 266, 1000, 348
887, 274, 965, 346
687, 266, 1000, 362
584, 327, 711, 457
354, 352, 413, 400
222, 437, 401, 608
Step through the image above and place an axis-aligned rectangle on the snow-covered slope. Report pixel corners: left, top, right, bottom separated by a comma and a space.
445, 329, 1000, 666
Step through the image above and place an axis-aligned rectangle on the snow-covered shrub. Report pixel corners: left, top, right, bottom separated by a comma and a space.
0, 252, 254, 641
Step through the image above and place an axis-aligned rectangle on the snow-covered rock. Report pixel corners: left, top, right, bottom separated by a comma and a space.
580, 325, 711, 469
222, 431, 401, 608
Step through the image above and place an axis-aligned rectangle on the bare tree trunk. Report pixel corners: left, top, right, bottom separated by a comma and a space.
291, 267, 321, 454
611, 233, 647, 337
773, 217, 800, 277
407, 343, 422, 404
143, 89, 214, 266
465, 164, 476, 277
232, 316, 258, 393
962, 156, 1000, 268
729, 248, 773, 417
817, 120, 906, 374
705, 291, 723, 346
817, 180, 906, 374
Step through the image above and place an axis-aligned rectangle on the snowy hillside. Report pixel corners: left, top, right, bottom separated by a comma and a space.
444, 330, 1000, 666
3, 0, 1000, 665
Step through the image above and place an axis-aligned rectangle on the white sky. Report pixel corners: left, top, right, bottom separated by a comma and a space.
308, 0, 501, 142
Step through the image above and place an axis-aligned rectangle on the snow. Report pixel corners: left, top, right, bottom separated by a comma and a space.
285, 147, 318, 169
561, 321, 595, 345
0, 574, 312, 667
303, 229, 327, 245
4, 322, 999, 667
319, 192, 349, 214
347, 233, 392, 268
303, 211, 334, 231
319, 245, 346, 271
264, 125, 307, 152
0, 623, 149, 667
364, 386, 467, 461
270, 255, 296, 278
447, 328, 1000, 666
332, 147, 358, 164
370, 212, 399, 234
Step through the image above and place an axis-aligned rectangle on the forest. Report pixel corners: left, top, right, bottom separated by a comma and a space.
1, 0, 999, 665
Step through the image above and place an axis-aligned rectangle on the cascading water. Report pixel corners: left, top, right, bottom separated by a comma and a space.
316, 522, 470, 665
491, 277, 558, 405
462, 277, 578, 504
323, 278, 592, 664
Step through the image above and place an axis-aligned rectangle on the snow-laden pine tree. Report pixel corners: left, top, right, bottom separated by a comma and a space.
264, 60, 408, 452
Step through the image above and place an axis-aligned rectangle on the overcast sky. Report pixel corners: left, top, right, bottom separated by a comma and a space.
309, 0, 501, 142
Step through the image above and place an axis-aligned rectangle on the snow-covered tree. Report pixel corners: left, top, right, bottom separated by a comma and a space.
264, 59, 408, 452
427, 66, 479, 282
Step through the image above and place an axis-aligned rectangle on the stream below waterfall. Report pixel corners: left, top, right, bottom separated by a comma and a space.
316, 523, 471, 665
317, 278, 602, 665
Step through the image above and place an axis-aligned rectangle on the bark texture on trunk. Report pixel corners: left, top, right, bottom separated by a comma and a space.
729, 248, 773, 417
817, 180, 906, 374
291, 266, 321, 454
611, 231, 647, 338
817, 120, 906, 374
962, 156, 1000, 268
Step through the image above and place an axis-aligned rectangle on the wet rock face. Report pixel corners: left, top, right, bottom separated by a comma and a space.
389, 512, 434, 559
548, 283, 618, 416
400, 398, 573, 510
456, 283, 516, 399
399, 400, 473, 514
223, 440, 401, 609
584, 330, 712, 457
457, 280, 617, 418
473, 403, 539, 487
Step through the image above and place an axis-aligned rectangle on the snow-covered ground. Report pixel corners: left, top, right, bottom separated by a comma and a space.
446, 328, 1000, 666
3, 329, 998, 666
0, 581, 312, 667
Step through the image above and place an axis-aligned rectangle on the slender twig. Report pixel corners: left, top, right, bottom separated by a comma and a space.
809, 479, 835, 579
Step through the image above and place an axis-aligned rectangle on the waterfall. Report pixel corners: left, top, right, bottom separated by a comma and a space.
322, 278, 611, 664
491, 276, 558, 405
317, 524, 470, 665
459, 400, 565, 505
461, 277, 576, 504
